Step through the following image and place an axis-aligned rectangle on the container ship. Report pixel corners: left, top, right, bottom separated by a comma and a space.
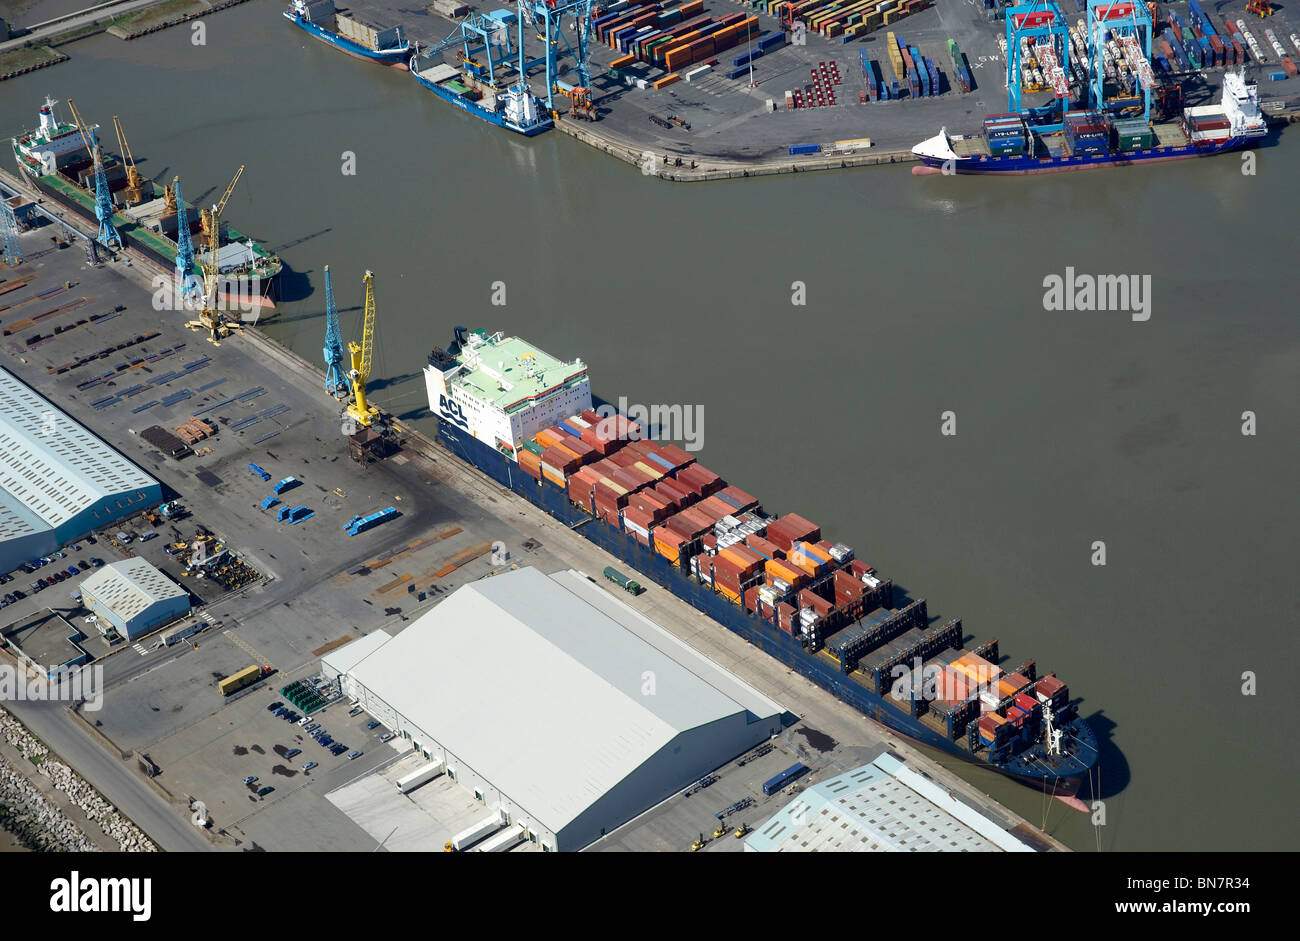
912, 71, 1267, 175
283, 0, 411, 68
12, 99, 281, 311
424, 328, 1100, 798
410, 51, 552, 137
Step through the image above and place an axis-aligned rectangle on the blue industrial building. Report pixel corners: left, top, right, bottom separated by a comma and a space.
80, 558, 190, 642
0, 368, 161, 574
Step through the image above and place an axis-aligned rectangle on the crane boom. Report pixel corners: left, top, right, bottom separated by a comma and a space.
345, 270, 378, 426
111, 115, 145, 203
65, 98, 121, 250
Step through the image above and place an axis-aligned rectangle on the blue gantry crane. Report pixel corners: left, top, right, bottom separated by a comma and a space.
66, 99, 121, 251
1085, 0, 1154, 123
172, 176, 200, 303
521, 0, 594, 111
1005, 2, 1072, 133
322, 264, 349, 399
0, 198, 21, 267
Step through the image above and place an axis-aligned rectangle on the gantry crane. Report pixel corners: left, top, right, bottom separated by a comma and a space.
185, 165, 245, 344
66, 99, 121, 250
111, 115, 146, 205
1, 199, 21, 267
345, 270, 378, 427
322, 265, 349, 399
171, 176, 200, 304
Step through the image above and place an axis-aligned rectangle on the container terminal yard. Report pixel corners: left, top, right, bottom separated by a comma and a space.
0, 169, 1073, 853
309, 0, 1300, 177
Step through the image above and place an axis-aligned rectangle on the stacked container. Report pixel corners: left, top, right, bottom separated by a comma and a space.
1064, 110, 1110, 155
1112, 117, 1154, 151
983, 113, 1027, 155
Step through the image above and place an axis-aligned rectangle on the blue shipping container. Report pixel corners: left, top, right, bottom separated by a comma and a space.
788, 143, 821, 155
762, 762, 809, 795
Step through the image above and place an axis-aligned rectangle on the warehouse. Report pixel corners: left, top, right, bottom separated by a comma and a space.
745, 753, 1037, 852
80, 558, 190, 642
0, 367, 161, 574
330, 566, 785, 851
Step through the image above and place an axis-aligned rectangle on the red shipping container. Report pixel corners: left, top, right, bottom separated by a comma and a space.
744, 585, 762, 614
745, 534, 782, 560
716, 485, 758, 513
777, 602, 796, 634
701, 533, 717, 551
654, 443, 695, 471
655, 479, 692, 508
695, 495, 735, 523
1014, 692, 1038, 713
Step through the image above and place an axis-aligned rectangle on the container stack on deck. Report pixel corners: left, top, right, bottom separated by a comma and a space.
983, 113, 1028, 156
1064, 110, 1110, 155
948, 38, 972, 93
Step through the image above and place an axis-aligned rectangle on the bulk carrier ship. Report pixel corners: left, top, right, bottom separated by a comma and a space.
12, 99, 282, 310
912, 70, 1267, 175
425, 328, 1100, 799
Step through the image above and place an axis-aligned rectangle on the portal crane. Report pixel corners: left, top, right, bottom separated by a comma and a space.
111, 115, 146, 205
346, 270, 378, 426
171, 176, 200, 304
1, 199, 21, 267
185, 165, 246, 344
322, 265, 349, 398
66, 99, 122, 250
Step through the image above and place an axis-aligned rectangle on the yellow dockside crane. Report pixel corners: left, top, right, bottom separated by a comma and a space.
111, 115, 146, 206
186, 165, 246, 345
345, 270, 379, 427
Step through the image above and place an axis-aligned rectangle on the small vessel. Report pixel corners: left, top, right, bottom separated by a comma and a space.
411, 54, 553, 137
283, 0, 411, 68
912, 71, 1267, 175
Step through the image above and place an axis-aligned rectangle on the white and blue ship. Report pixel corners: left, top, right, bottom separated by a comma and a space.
411, 54, 553, 137
283, 0, 411, 68
913, 71, 1268, 175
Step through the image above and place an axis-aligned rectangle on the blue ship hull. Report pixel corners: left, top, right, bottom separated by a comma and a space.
412, 71, 552, 137
434, 420, 1100, 791
284, 12, 410, 66
918, 135, 1260, 174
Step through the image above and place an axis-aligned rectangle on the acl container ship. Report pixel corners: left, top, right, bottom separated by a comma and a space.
912, 71, 1267, 175
11, 99, 281, 311
425, 328, 1100, 799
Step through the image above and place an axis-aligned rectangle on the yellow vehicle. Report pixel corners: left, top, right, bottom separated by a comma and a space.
690, 833, 707, 851
217, 664, 268, 696
712, 823, 728, 839
734, 823, 751, 838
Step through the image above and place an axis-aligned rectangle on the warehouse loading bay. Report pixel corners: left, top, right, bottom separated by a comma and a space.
0, 218, 1065, 852
351, 0, 1298, 163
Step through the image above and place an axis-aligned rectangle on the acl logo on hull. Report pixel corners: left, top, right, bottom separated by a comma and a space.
438, 395, 468, 429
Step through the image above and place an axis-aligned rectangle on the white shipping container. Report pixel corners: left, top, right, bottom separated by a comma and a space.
475, 824, 525, 852
395, 760, 444, 793
452, 812, 503, 850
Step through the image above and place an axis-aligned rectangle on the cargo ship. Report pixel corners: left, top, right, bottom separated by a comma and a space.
283, 0, 410, 68
424, 328, 1100, 798
12, 99, 281, 311
912, 71, 1267, 175
410, 52, 552, 137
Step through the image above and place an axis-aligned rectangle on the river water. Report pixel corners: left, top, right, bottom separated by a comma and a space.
3, 0, 1297, 851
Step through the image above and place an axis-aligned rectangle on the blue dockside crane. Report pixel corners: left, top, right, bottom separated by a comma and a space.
322, 265, 348, 399
1005, 2, 1072, 133
520, 0, 595, 112
1086, 0, 1154, 123
172, 176, 200, 303
0, 198, 21, 267
66, 100, 122, 251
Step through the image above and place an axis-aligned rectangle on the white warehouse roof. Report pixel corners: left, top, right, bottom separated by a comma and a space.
0, 367, 157, 540
746, 753, 1036, 853
80, 557, 186, 622
321, 629, 392, 676
345, 567, 784, 837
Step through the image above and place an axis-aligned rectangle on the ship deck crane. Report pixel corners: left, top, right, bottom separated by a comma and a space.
346, 270, 378, 427
66, 99, 122, 251
111, 115, 146, 205
185, 165, 245, 345
322, 265, 348, 398
171, 176, 200, 304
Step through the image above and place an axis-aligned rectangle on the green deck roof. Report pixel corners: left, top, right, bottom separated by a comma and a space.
451, 332, 588, 414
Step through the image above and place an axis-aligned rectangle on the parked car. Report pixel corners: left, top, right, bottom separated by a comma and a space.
366, 720, 380, 730
243, 775, 258, 785
348, 706, 363, 717
52, 551, 65, 559
298, 716, 313, 726
3, 594, 14, 605
69, 543, 81, 552
379, 732, 395, 743
304, 723, 319, 734
77, 560, 89, 571
273, 707, 287, 717
302, 761, 318, 772
85, 535, 97, 545
256, 786, 275, 797
267, 701, 283, 712
285, 748, 302, 759
12, 589, 25, 600
331, 743, 347, 756
52, 571, 65, 582
29, 582, 41, 593
347, 750, 363, 760
89, 558, 104, 567
65, 566, 79, 577
319, 736, 334, 748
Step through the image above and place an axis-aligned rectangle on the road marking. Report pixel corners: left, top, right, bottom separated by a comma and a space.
222, 629, 275, 671
132, 643, 149, 656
